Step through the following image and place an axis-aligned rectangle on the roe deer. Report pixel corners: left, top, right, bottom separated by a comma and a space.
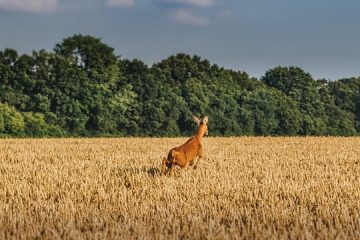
161, 116, 208, 176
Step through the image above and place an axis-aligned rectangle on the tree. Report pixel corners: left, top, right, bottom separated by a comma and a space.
239, 88, 301, 135
1, 35, 359, 137
326, 78, 360, 133
0, 103, 25, 136
23, 112, 48, 136
54, 34, 117, 71
262, 66, 326, 135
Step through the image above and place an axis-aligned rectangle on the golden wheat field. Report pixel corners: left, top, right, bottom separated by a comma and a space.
0, 137, 359, 239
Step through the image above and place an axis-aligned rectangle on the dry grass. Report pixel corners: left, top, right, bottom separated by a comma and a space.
0, 137, 359, 239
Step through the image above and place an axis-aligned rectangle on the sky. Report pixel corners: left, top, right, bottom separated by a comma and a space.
0, 0, 359, 80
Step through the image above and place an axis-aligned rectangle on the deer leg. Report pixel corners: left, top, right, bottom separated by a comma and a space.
169, 164, 176, 176
194, 145, 204, 169
169, 156, 178, 176
194, 156, 203, 169
184, 159, 190, 169
161, 157, 168, 175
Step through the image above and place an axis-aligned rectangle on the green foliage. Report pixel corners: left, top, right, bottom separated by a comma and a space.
23, 112, 48, 136
262, 67, 328, 135
0, 36, 359, 137
54, 34, 117, 72
0, 103, 25, 136
318, 78, 359, 135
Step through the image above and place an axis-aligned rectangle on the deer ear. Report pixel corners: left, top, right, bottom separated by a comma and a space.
193, 116, 201, 126
203, 116, 208, 124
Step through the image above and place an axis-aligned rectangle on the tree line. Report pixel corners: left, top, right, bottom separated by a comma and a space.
0, 34, 359, 137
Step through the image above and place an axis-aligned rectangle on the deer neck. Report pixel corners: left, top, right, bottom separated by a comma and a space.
195, 127, 204, 142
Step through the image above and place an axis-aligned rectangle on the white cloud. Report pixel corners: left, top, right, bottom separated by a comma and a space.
174, 9, 210, 26
107, 0, 134, 8
0, 0, 58, 13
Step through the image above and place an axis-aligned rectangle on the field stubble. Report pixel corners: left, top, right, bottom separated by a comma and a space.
0, 137, 359, 239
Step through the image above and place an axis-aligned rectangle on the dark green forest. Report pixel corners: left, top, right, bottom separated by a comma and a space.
0, 35, 359, 137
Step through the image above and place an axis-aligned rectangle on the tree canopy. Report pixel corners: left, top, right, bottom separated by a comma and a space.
0, 35, 359, 137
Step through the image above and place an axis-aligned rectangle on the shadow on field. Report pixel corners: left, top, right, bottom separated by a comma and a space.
116, 166, 161, 177
146, 167, 161, 177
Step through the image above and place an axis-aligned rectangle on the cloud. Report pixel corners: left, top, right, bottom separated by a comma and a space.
155, 0, 222, 26
0, 0, 58, 13
174, 9, 210, 26
107, 0, 135, 8
158, 0, 217, 8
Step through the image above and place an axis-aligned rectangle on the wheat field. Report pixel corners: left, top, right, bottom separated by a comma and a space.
0, 137, 359, 239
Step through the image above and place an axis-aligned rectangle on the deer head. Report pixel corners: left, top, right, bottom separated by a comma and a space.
193, 116, 209, 137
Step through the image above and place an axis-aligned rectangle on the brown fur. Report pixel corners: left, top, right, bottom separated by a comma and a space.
161, 116, 208, 176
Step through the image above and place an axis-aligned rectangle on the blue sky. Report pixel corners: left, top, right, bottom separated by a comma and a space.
0, 0, 359, 80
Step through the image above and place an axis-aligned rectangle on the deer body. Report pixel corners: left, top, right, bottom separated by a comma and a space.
161, 116, 208, 176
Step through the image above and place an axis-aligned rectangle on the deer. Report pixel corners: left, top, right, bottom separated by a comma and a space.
161, 116, 208, 176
